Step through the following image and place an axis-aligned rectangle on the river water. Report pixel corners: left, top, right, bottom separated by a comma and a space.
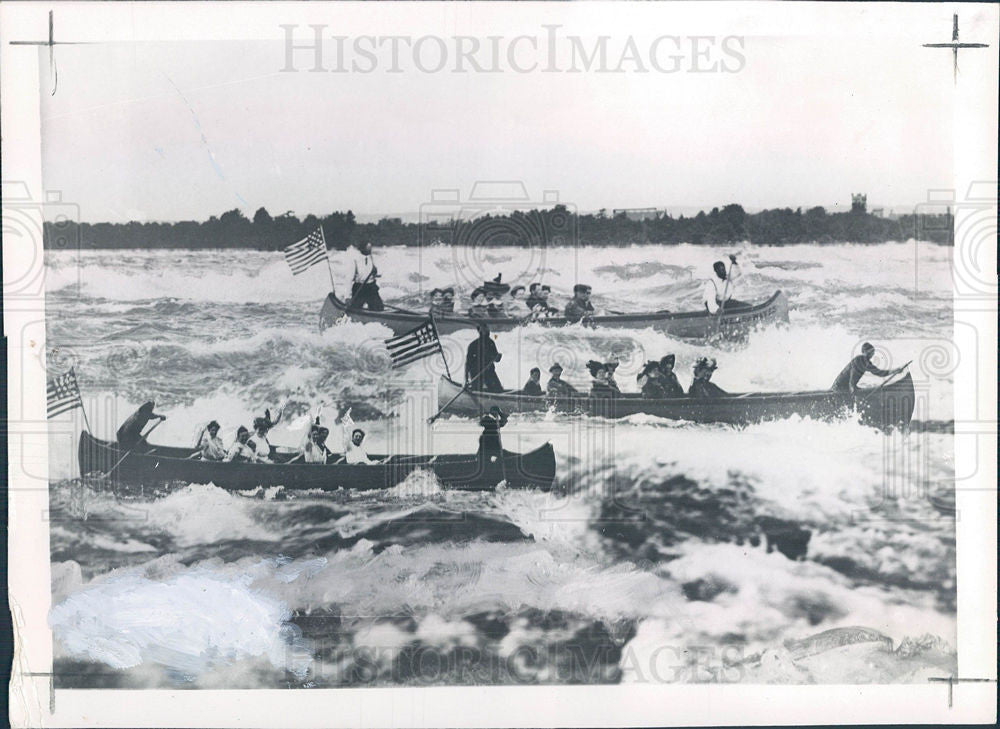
44, 241, 957, 687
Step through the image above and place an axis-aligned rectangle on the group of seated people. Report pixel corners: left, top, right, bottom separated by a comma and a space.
191, 406, 381, 465
428, 274, 589, 322
515, 355, 728, 399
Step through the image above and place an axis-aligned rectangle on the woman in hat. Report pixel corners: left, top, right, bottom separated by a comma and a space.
638, 362, 668, 399
659, 354, 685, 397
467, 288, 488, 318
546, 362, 578, 398
587, 360, 618, 398
688, 357, 728, 398
289, 419, 332, 464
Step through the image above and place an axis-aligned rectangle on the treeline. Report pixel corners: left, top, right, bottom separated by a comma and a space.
42, 203, 951, 250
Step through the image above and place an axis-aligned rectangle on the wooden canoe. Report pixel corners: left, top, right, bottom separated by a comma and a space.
78, 431, 557, 491
436, 372, 915, 430
319, 289, 789, 339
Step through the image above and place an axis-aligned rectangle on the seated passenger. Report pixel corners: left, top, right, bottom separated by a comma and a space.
507, 285, 530, 318
588, 360, 618, 398
565, 284, 595, 324
525, 283, 545, 312
467, 288, 488, 318
658, 354, 685, 397
429, 288, 448, 315
604, 359, 622, 393
546, 362, 578, 398
522, 367, 543, 396
440, 287, 456, 313
197, 420, 226, 460
339, 408, 382, 464
247, 407, 282, 464
224, 426, 255, 462
638, 362, 668, 399
116, 401, 167, 449
290, 421, 331, 464
688, 357, 728, 398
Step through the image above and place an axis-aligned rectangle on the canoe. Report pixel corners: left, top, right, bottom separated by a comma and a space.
78, 431, 556, 491
436, 372, 915, 430
319, 289, 789, 340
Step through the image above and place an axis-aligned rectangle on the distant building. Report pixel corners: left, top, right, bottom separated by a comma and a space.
851, 194, 867, 213
612, 207, 661, 221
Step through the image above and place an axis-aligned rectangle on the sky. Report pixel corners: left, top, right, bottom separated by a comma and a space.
23, 2, 999, 222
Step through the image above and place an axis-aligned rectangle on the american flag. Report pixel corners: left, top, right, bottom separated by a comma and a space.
283, 227, 328, 275
384, 319, 444, 369
47, 368, 83, 418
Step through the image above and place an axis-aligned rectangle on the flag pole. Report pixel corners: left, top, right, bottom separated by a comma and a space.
429, 311, 452, 380
72, 368, 94, 434
319, 226, 336, 294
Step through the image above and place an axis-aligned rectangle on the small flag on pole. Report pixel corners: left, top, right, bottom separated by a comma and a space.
384, 319, 444, 369
47, 367, 83, 418
283, 227, 328, 275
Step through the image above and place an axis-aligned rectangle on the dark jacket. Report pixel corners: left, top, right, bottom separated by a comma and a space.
689, 379, 728, 398
522, 379, 543, 396
546, 377, 577, 397
661, 371, 685, 397
565, 298, 595, 323
831, 355, 892, 392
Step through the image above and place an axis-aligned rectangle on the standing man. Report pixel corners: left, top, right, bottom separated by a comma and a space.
465, 323, 504, 392
347, 239, 384, 311
116, 401, 166, 449
703, 254, 749, 313
831, 342, 905, 392
565, 284, 595, 323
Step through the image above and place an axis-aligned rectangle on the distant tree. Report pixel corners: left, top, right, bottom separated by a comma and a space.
253, 207, 273, 226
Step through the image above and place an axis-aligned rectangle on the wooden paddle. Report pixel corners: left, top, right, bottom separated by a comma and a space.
428, 361, 495, 424
103, 418, 164, 479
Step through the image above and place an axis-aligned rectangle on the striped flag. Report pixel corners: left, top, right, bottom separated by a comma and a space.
384, 319, 444, 369
283, 227, 328, 275
47, 368, 83, 418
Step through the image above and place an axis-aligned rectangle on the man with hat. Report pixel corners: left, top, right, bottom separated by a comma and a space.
348, 238, 384, 311
659, 354, 685, 397
688, 357, 728, 398
565, 284, 595, 324
465, 322, 504, 393
831, 342, 904, 392
546, 362, 578, 398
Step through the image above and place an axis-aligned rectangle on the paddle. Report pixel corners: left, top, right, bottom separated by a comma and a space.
104, 418, 164, 479
857, 361, 912, 402
346, 267, 377, 310
711, 257, 735, 339
428, 361, 496, 424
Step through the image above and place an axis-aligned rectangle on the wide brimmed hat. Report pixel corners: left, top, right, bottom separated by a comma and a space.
471, 287, 486, 300
660, 354, 676, 367
549, 362, 564, 374
640, 361, 660, 378
253, 416, 270, 430
483, 274, 510, 296
586, 360, 606, 377
694, 356, 718, 371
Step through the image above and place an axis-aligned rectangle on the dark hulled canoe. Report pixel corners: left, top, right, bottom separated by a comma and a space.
437, 372, 915, 430
319, 289, 789, 339
78, 431, 556, 491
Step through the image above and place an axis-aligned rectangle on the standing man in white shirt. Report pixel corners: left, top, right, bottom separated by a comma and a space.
703, 254, 749, 313
347, 239, 384, 311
